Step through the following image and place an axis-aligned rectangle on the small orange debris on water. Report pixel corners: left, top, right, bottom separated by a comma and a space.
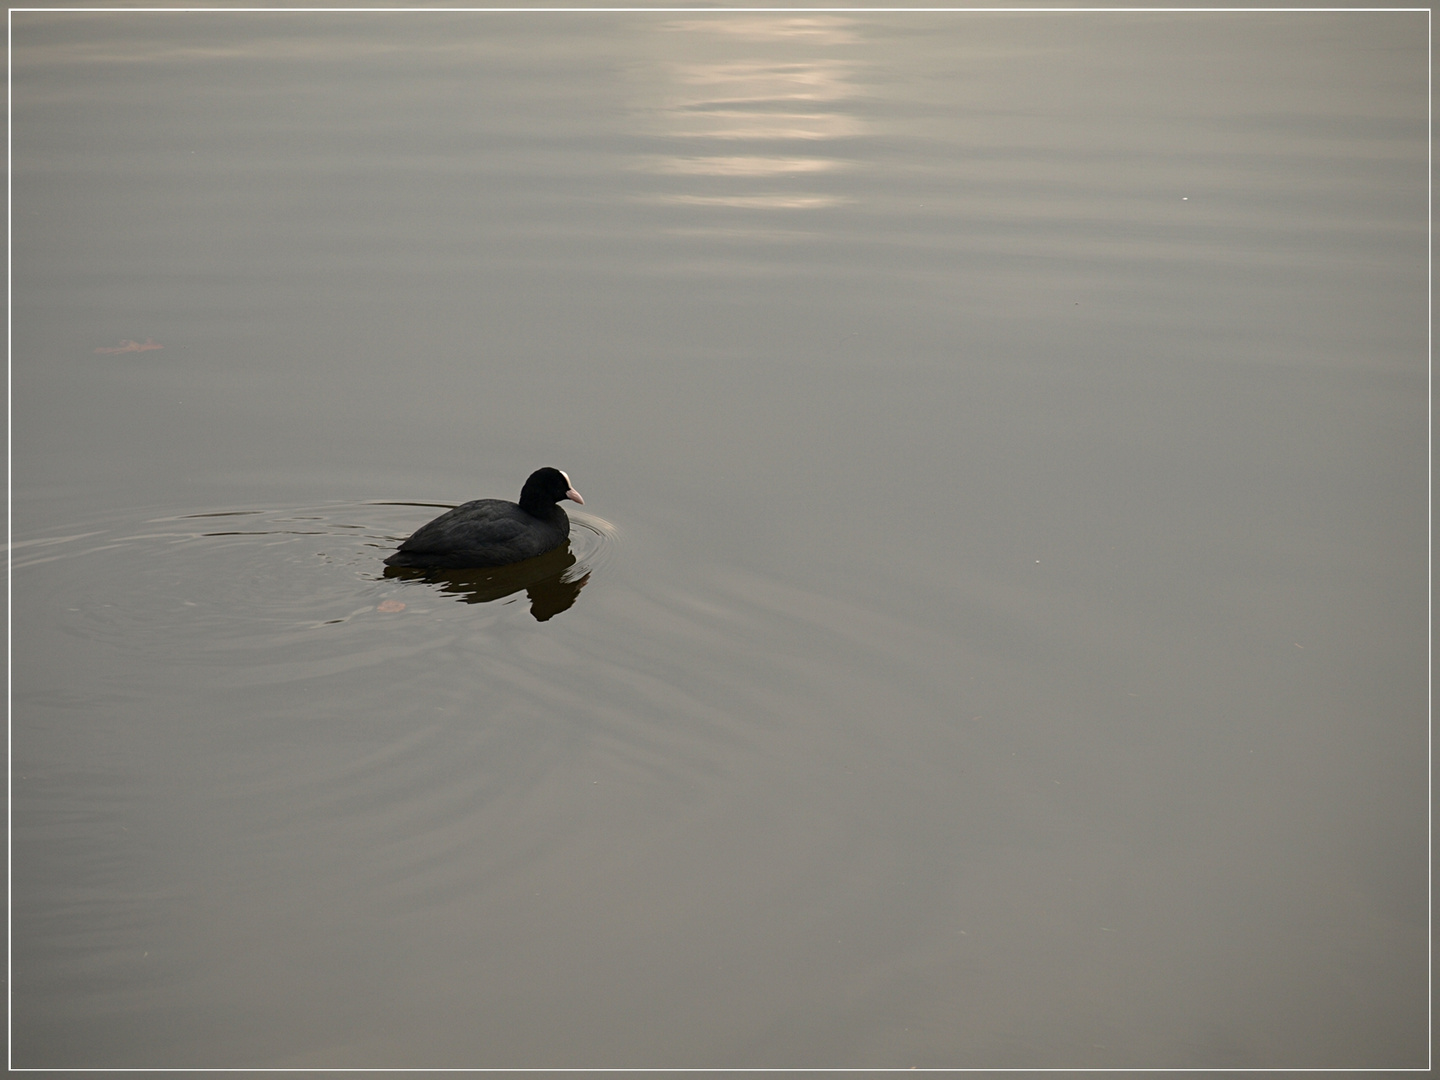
95, 338, 163, 354
377, 600, 406, 613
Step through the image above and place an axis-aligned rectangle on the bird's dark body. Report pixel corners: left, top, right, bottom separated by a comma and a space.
384, 499, 570, 569
384, 467, 583, 570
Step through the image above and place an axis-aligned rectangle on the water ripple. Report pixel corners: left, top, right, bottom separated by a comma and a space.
12, 501, 619, 684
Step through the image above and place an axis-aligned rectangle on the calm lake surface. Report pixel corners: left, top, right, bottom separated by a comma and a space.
9, 9, 1428, 1069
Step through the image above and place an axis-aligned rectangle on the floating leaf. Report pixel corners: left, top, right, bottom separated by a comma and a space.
95, 339, 163, 354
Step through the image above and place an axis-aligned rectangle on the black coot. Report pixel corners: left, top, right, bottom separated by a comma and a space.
384, 467, 584, 570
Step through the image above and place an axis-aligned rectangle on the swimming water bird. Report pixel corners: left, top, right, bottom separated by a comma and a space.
384, 467, 584, 570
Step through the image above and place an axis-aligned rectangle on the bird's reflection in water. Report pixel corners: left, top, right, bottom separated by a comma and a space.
382, 541, 588, 621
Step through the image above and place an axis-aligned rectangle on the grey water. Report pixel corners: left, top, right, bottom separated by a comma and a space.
9, 10, 1428, 1069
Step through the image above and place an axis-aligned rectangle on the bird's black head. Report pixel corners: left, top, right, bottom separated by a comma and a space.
519, 467, 584, 513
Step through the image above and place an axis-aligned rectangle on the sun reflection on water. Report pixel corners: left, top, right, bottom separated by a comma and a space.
635, 15, 868, 222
